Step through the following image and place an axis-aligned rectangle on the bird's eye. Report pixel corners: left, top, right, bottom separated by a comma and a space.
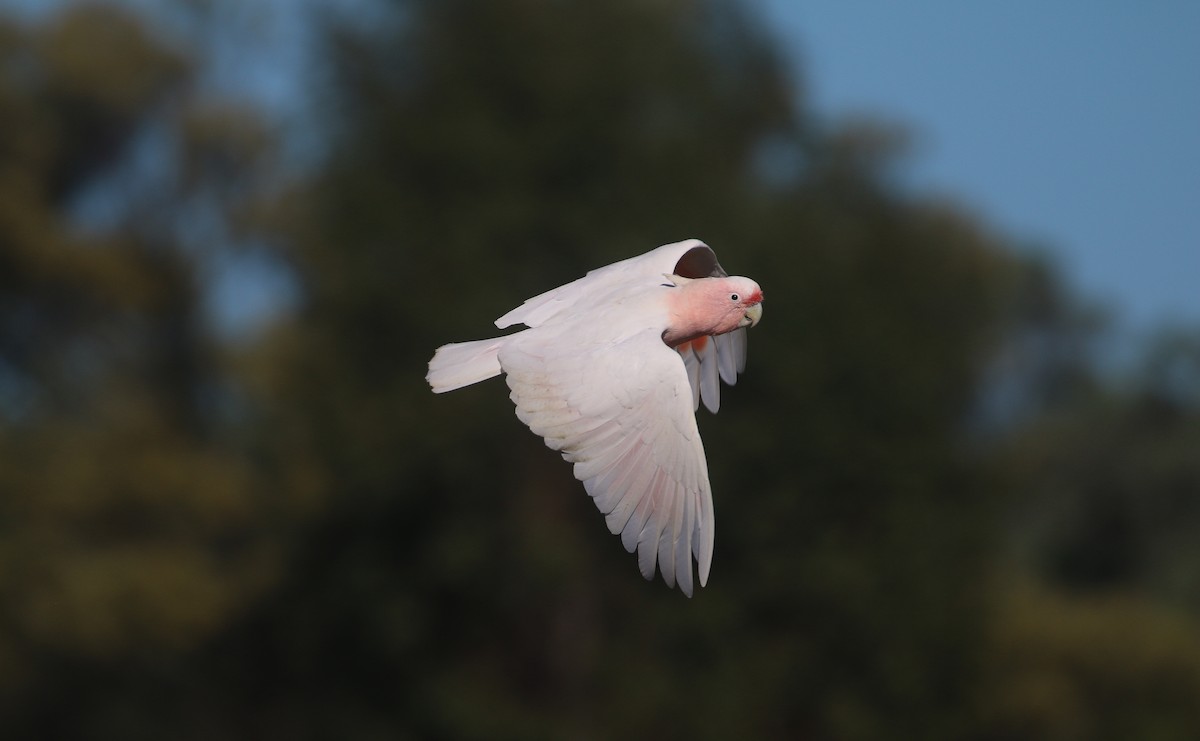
730, 293, 740, 302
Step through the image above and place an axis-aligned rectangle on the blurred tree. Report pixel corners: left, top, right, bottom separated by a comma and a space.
1001, 330, 1200, 605
976, 581, 1200, 741
978, 293, 1200, 741
0, 4, 289, 734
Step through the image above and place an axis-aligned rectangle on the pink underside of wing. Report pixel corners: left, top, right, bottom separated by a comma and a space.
675, 334, 709, 357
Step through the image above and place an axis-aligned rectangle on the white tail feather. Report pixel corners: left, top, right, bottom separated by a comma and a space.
426, 338, 505, 393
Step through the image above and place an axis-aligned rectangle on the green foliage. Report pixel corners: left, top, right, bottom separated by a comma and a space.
1, 1, 1198, 738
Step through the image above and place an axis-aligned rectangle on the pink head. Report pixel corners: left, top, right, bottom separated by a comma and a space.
662, 275, 764, 347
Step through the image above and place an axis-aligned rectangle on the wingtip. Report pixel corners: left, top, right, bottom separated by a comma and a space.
698, 553, 712, 588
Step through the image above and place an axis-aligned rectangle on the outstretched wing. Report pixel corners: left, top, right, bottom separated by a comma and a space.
677, 328, 749, 413
495, 238, 727, 330
500, 326, 715, 596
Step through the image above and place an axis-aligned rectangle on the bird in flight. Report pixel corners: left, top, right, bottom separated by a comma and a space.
427, 239, 763, 596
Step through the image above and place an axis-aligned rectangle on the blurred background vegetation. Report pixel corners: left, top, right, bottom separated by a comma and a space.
1, 1, 1198, 738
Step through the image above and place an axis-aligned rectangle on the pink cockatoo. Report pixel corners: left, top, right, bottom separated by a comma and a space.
426, 239, 763, 597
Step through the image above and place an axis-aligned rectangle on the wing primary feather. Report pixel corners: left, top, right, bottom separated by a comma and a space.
657, 475, 683, 589
731, 327, 748, 374
696, 486, 715, 587
621, 488, 655, 555
717, 332, 738, 385
699, 339, 721, 413
676, 481, 695, 597
680, 344, 701, 411
637, 502, 668, 582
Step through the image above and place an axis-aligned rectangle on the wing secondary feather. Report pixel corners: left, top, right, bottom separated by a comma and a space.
500, 328, 715, 596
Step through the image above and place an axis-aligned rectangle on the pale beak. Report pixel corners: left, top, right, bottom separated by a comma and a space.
742, 302, 763, 328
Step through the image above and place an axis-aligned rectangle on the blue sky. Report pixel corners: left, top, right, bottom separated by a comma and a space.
756, 0, 1200, 333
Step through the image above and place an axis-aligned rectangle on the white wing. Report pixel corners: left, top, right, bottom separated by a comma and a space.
676, 328, 748, 413
497, 238, 749, 413
495, 238, 723, 330
500, 326, 715, 596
